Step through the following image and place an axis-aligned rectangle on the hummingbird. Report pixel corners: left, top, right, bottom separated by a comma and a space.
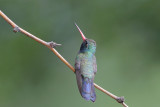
75, 23, 97, 102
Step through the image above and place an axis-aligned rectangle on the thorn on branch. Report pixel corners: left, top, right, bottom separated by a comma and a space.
116, 96, 125, 103
48, 41, 61, 48
13, 26, 20, 33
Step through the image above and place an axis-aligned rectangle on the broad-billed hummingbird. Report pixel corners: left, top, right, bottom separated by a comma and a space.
75, 23, 97, 102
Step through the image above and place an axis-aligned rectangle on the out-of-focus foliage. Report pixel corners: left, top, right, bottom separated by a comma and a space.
0, 0, 160, 107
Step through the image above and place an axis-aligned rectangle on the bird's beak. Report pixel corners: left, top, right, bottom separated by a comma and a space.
75, 23, 86, 41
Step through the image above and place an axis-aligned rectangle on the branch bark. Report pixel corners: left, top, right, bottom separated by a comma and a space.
0, 10, 128, 107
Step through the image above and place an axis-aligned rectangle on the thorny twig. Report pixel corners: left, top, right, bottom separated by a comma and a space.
0, 10, 128, 107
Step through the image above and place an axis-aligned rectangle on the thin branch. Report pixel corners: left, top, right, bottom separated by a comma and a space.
0, 10, 128, 107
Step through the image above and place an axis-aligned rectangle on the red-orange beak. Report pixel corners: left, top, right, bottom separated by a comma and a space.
75, 23, 86, 41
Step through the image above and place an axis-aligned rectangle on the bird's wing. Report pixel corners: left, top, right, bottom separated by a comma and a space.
75, 54, 82, 94
93, 55, 97, 74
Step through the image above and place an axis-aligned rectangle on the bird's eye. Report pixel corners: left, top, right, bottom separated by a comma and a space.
85, 41, 88, 47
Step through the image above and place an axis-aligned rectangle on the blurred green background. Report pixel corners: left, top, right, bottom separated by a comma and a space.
0, 0, 160, 107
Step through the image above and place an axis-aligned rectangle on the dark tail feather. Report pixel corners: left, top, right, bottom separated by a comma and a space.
90, 81, 96, 102
81, 77, 96, 102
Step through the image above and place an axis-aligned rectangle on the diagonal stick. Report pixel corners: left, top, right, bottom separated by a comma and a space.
0, 10, 128, 107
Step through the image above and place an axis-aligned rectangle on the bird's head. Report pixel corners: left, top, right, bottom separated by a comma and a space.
75, 23, 96, 54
